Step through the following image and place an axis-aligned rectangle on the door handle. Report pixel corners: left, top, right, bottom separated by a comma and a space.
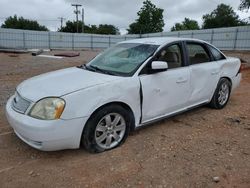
176, 78, 188, 83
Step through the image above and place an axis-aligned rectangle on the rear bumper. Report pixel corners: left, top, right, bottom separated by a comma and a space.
5, 96, 88, 151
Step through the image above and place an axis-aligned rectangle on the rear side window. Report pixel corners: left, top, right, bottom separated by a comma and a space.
187, 43, 210, 65
208, 45, 226, 61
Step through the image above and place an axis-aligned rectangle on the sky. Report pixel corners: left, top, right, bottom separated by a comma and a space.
0, 0, 249, 34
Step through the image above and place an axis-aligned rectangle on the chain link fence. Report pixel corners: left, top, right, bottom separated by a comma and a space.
0, 26, 249, 51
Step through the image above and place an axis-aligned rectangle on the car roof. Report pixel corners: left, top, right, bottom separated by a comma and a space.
119, 37, 206, 46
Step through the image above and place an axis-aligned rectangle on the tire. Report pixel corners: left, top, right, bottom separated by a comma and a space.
82, 104, 131, 153
209, 78, 232, 109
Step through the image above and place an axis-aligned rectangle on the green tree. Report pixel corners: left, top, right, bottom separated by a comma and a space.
202, 4, 247, 29
59, 21, 83, 33
171, 18, 200, 31
127, 0, 165, 34
59, 21, 119, 34
96, 24, 119, 35
86, 25, 98, 34
127, 23, 141, 34
239, 0, 250, 11
1, 15, 48, 31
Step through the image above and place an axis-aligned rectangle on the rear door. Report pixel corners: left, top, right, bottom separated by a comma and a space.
185, 42, 220, 105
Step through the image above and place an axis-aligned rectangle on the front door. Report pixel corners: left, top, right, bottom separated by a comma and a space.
139, 43, 191, 123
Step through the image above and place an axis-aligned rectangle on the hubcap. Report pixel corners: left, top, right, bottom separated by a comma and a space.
95, 113, 126, 149
218, 83, 229, 106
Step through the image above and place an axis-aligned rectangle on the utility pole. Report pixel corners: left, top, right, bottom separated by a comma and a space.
82, 8, 84, 33
71, 4, 82, 33
58, 17, 65, 30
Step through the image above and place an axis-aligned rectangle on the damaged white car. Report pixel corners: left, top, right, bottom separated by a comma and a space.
6, 37, 242, 153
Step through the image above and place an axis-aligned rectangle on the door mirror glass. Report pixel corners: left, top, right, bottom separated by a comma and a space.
151, 61, 168, 71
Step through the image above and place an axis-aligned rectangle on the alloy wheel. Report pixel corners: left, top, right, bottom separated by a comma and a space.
95, 113, 126, 149
218, 83, 229, 106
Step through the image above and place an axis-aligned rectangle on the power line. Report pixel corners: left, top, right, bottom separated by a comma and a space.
63, 12, 73, 20
61, 6, 74, 21
62, 6, 73, 17
35, 19, 58, 22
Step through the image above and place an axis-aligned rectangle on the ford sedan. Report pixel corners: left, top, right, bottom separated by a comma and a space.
6, 37, 242, 153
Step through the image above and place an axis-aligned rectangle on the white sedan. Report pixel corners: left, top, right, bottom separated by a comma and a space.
6, 37, 242, 153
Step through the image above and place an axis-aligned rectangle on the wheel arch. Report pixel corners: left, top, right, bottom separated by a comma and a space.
81, 101, 136, 142
209, 76, 232, 109
96, 102, 135, 130
209, 76, 232, 103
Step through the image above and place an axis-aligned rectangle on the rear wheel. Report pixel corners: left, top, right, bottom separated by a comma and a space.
209, 78, 231, 109
82, 105, 131, 153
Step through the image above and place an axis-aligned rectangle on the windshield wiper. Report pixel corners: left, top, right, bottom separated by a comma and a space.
78, 64, 117, 76
89, 65, 117, 76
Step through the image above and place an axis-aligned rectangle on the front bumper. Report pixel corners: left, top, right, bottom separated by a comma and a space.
5, 96, 88, 151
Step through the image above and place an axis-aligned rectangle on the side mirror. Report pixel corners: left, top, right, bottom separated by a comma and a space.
151, 61, 168, 71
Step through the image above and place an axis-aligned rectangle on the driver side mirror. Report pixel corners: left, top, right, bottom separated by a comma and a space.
151, 61, 168, 72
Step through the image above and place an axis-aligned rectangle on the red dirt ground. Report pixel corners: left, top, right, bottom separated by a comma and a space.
0, 50, 249, 188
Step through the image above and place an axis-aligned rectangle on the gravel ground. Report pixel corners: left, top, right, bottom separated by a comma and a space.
0, 50, 249, 188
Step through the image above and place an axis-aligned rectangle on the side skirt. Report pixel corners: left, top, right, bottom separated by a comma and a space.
136, 101, 209, 130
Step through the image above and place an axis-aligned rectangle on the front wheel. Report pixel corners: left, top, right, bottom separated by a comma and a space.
209, 78, 231, 109
82, 105, 131, 153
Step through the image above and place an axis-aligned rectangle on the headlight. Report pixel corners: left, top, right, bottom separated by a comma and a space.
29, 98, 65, 120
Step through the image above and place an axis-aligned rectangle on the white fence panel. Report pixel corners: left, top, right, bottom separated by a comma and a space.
0, 26, 249, 50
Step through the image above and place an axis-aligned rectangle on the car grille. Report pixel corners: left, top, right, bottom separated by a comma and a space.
12, 92, 31, 114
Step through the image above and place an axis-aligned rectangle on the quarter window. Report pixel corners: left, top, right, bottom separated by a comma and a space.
187, 43, 210, 65
157, 44, 183, 69
208, 45, 226, 61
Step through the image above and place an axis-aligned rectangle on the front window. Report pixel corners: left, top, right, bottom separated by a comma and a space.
156, 44, 183, 69
86, 43, 159, 76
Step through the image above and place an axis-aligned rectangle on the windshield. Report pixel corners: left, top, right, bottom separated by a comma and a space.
86, 43, 159, 76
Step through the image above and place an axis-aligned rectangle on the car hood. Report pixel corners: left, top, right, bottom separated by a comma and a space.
17, 67, 120, 102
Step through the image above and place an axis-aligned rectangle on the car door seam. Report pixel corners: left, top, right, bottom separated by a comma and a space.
139, 79, 143, 124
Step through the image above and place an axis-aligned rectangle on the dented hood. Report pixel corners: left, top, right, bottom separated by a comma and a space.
17, 67, 119, 102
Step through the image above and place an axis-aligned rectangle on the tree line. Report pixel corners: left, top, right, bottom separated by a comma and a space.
1, 0, 249, 34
